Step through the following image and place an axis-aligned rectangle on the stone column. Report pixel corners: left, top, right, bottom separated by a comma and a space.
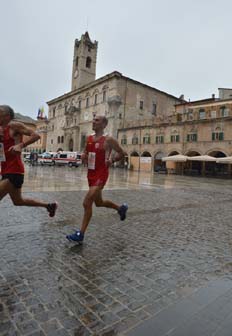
73, 128, 80, 151
228, 164, 232, 176
202, 161, 206, 176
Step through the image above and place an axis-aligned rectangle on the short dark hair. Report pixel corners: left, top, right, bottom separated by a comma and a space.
0, 105, 15, 119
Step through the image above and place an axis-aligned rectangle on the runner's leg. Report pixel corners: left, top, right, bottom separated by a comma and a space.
0, 179, 11, 201
80, 186, 103, 234
9, 186, 49, 207
94, 189, 119, 210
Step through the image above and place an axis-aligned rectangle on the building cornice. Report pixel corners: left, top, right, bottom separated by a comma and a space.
47, 72, 122, 105
47, 71, 182, 105
118, 116, 232, 132
176, 98, 232, 108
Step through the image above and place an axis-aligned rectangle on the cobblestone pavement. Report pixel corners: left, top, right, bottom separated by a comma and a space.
1, 167, 232, 335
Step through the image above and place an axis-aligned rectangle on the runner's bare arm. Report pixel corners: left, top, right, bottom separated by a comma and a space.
106, 137, 125, 164
8, 122, 40, 153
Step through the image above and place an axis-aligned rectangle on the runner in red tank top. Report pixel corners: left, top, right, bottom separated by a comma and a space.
0, 105, 57, 217
66, 115, 128, 244
87, 134, 110, 187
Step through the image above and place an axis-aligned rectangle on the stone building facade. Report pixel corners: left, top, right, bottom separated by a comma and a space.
46, 32, 181, 153
47, 32, 232, 175
119, 88, 232, 172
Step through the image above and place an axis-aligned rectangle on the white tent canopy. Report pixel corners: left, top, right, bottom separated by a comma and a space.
216, 156, 232, 163
162, 154, 188, 162
162, 154, 230, 163
187, 155, 217, 162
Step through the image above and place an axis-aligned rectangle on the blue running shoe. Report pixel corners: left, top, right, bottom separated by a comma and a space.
66, 230, 84, 243
118, 203, 128, 221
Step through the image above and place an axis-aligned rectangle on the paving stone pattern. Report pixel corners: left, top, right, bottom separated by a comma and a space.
1, 183, 232, 335
127, 279, 232, 336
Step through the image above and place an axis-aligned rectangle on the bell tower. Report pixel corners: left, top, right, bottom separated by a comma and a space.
71, 32, 98, 91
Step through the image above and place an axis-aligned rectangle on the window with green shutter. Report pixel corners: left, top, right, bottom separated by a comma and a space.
156, 136, 164, 144
187, 133, 197, 142
171, 135, 179, 143
219, 132, 224, 140
143, 134, 150, 144
220, 106, 228, 117
132, 137, 138, 145
199, 109, 206, 119
212, 132, 224, 141
121, 136, 127, 145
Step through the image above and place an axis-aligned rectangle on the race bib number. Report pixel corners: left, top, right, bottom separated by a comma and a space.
0, 143, 6, 162
88, 152, 96, 170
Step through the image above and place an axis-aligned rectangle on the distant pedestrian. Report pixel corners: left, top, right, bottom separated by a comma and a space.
0, 105, 58, 216
33, 152, 38, 165
29, 151, 34, 165
66, 115, 128, 244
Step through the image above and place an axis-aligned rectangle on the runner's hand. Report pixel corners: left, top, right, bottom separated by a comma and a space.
8, 143, 23, 154
81, 152, 88, 163
105, 158, 113, 167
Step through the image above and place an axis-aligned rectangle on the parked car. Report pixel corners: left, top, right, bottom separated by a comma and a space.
23, 154, 31, 163
38, 152, 56, 166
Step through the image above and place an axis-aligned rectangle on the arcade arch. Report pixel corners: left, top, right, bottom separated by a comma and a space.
130, 151, 140, 171
140, 151, 152, 172
153, 152, 165, 172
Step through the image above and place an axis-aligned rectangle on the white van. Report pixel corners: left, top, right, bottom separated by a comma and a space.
53, 151, 82, 167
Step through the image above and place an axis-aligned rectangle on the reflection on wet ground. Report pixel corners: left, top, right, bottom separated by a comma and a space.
1, 166, 232, 335
24, 165, 232, 192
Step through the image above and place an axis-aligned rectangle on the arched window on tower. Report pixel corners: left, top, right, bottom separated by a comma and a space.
86, 57, 92, 68
75, 56, 79, 67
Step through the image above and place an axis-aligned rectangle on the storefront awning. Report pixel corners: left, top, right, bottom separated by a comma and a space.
216, 156, 232, 164
187, 155, 217, 162
162, 154, 188, 162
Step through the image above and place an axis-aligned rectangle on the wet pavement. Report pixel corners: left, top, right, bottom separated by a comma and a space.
1, 166, 232, 335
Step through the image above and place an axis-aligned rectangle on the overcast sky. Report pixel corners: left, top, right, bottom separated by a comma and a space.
1, 0, 232, 119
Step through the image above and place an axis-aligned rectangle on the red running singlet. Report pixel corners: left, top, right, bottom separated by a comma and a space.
1, 125, 24, 175
86, 135, 111, 187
